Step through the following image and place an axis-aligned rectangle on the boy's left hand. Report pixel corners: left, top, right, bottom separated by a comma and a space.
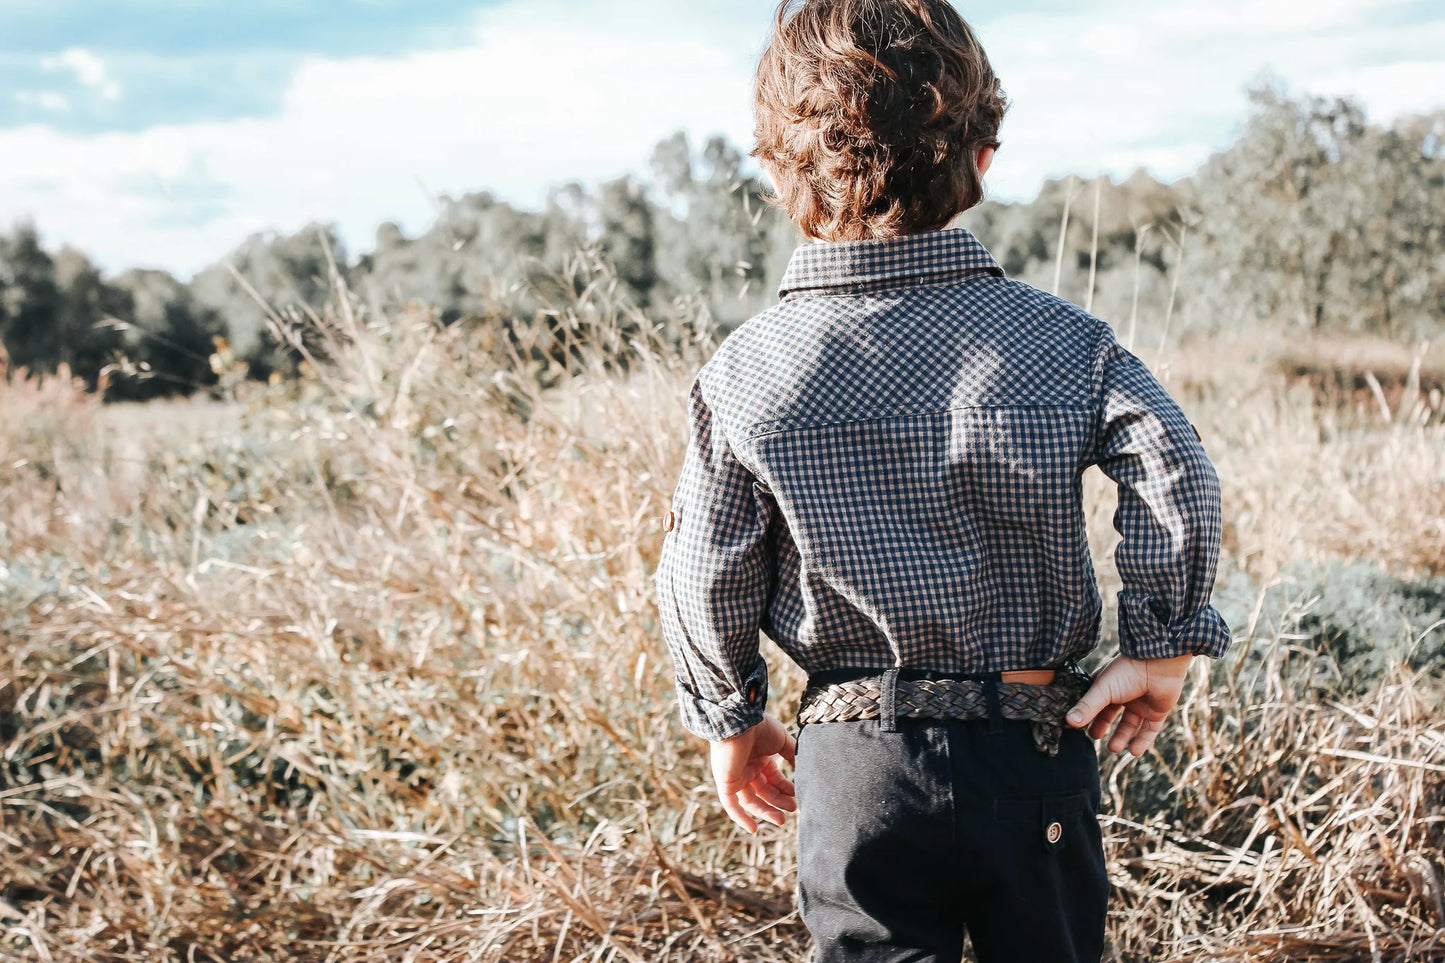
709, 714, 797, 833
1065, 653, 1194, 756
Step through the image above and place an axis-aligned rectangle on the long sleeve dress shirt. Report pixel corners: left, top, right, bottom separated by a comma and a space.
652, 225, 1232, 742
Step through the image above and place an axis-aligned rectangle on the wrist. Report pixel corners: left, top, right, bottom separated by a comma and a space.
1135, 652, 1193, 681
1119, 653, 1191, 665
713, 714, 766, 745
1146, 653, 1194, 667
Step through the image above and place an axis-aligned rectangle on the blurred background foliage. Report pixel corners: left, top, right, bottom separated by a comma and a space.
1, 81, 1442, 402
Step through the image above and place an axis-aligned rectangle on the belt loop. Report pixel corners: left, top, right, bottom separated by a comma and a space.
982, 674, 1005, 735
879, 668, 900, 733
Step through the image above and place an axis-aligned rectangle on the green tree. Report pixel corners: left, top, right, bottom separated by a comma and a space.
109, 268, 224, 400
354, 192, 554, 325
649, 131, 789, 330
191, 222, 348, 376
1336, 111, 1445, 338
0, 223, 62, 376
52, 246, 129, 389
1191, 80, 1444, 336
597, 175, 658, 307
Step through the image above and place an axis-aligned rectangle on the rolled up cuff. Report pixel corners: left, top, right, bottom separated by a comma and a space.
1117, 594, 1233, 660
674, 658, 769, 742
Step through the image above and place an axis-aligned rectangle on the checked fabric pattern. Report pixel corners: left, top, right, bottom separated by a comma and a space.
652, 224, 1232, 741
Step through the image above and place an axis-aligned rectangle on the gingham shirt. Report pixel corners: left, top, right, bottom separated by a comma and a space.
652, 224, 1231, 741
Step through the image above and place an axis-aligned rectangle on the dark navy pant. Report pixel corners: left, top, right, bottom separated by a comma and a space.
793, 702, 1110, 962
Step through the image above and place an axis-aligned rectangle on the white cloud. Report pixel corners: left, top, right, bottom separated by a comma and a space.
1297, 60, 1445, 121
42, 47, 122, 101
1150, 0, 1416, 33
0, 0, 1440, 277
15, 90, 70, 112
973, 0, 1445, 197
0, 2, 757, 276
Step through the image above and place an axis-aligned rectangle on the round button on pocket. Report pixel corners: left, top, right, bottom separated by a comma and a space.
1046, 821, 1063, 844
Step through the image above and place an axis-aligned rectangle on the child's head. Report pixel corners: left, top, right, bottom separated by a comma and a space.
751, 0, 1007, 242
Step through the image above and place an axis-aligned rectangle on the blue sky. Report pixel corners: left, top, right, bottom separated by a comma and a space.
0, 1, 492, 131
2, 0, 1443, 276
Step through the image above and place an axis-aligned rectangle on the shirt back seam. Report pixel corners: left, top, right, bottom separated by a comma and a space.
743, 401, 1094, 442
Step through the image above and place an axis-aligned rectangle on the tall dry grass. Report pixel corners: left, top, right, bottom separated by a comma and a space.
1, 252, 1442, 961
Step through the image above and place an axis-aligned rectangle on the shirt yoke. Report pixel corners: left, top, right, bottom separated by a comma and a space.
699, 275, 1113, 454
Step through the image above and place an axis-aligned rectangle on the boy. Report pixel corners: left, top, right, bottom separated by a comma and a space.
651, 1, 1232, 960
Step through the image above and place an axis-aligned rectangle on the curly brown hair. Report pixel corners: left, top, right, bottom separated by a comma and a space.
751, 0, 1008, 241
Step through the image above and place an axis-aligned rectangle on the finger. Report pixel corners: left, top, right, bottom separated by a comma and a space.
1127, 716, 1167, 757
1067, 664, 1142, 728
744, 784, 790, 824
1087, 704, 1123, 741
719, 791, 758, 834
780, 731, 797, 767
752, 778, 798, 813
1107, 709, 1144, 754
1087, 703, 1122, 740
738, 785, 789, 827
751, 759, 795, 801
1067, 675, 1120, 728
758, 757, 796, 797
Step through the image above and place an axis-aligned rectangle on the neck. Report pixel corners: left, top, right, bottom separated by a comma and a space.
809, 210, 968, 244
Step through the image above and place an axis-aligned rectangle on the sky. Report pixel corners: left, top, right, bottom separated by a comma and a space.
1, 0, 1442, 278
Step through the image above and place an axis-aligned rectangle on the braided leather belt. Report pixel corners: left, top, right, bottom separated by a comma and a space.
797, 669, 1093, 757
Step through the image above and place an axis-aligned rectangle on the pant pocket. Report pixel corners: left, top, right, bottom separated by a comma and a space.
969, 790, 1109, 963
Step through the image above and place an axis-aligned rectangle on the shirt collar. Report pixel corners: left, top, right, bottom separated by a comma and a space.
777, 224, 1005, 300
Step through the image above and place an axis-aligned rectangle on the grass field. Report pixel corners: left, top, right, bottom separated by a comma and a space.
2, 262, 1443, 961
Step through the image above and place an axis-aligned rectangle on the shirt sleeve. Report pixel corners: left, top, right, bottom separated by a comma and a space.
652, 371, 778, 741
1088, 325, 1232, 660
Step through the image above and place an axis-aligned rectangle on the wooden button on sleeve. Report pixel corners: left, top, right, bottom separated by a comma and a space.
662, 509, 675, 532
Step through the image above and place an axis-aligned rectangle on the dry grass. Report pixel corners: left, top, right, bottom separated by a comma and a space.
1, 255, 1442, 961
1134, 332, 1445, 582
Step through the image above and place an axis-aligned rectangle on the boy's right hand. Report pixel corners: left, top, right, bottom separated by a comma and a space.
708, 714, 797, 834
1065, 654, 1194, 756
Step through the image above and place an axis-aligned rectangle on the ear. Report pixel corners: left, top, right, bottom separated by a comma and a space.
976, 144, 997, 179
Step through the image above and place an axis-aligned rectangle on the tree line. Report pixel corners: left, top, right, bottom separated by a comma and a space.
1, 81, 1441, 400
